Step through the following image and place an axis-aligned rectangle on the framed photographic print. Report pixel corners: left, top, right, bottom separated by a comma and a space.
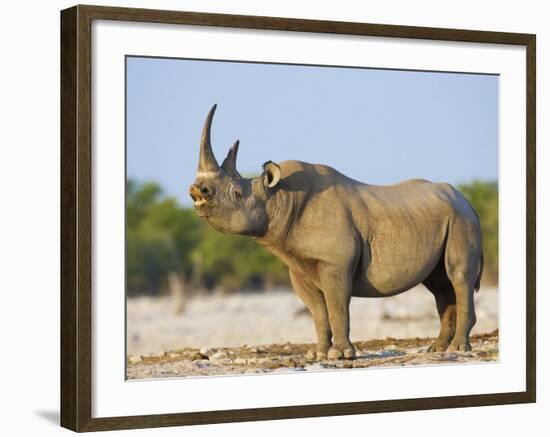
60, 4, 536, 432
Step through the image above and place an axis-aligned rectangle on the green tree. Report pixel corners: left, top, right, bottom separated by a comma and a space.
191, 226, 288, 292
458, 180, 498, 285
126, 179, 498, 295
126, 181, 202, 295
126, 179, 289, 295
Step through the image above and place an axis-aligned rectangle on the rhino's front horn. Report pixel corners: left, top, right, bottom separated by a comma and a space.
198, 104, 220, 174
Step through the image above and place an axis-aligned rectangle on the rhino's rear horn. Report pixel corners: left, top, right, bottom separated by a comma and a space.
221, 140, 241, 178
198, 104, 220, 173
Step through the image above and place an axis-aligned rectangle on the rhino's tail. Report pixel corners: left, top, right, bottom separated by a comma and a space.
474, 251, 484, 292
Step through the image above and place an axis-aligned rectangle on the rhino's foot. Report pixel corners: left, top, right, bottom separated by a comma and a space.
343, 348, 356, 359
306, 349, 329, 361
427, 340, 450, 353
447, 341, 472, 352
316, 351, 328, 360
327, 346, 356, 360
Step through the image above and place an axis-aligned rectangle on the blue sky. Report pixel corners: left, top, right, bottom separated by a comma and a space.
126, 56, 498, 206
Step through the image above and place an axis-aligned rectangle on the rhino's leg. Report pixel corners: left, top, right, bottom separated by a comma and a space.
318, 267, 355, 360
289, 270, 332, 360
424, 283, 457, 352
444, 222, 480, 352
446, 281, 476, 352
423, 260, 457, 352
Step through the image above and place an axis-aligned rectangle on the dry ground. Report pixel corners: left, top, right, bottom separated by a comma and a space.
126, 286, 498, 379
127, 331, 499, 379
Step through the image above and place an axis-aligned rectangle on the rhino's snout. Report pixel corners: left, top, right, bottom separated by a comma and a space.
189, 183, 214, 208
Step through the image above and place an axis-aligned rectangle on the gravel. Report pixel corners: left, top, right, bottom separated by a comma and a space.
127, 332, 499, 379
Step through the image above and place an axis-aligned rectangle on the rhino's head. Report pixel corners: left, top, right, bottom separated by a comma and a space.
189, 105, 281, 236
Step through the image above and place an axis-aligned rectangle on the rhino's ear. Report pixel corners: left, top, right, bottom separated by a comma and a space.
262, 161, 281, 188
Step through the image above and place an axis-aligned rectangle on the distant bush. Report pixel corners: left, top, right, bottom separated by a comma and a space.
126, 180, 288, 296
192, 225, 289, 293
126, 181, 202, 295
457, 180, 498, 285
126, 178, 498, 296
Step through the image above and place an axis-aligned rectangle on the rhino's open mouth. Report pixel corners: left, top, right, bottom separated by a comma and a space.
189, 185, 209, 207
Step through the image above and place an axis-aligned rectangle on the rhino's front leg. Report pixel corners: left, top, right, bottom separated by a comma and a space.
318, 265, 356, 360
289, 270, 332, 360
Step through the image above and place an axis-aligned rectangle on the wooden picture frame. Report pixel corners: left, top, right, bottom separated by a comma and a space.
60, 4, 536, 432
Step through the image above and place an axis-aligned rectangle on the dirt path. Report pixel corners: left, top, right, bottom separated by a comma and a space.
127, 331, 499, 379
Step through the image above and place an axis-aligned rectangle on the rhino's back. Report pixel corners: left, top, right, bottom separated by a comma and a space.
358, 178, 478, 226
277, 161, 471, 216
277, 160, 356, 192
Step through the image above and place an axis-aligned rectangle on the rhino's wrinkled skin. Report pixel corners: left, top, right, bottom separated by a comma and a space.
190, 105, 483, 360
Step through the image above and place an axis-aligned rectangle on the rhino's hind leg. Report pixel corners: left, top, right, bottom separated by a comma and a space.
424, 283, 457, 352
446, 281, 476, 352
289, 270, 332, 360
444, 219, 481, 352
423, 259, 457, 352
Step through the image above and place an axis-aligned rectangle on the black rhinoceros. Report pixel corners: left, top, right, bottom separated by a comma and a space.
189, 104, 483, 360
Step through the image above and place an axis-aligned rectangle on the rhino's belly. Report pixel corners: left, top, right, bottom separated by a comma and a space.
352, 233, 445, 298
